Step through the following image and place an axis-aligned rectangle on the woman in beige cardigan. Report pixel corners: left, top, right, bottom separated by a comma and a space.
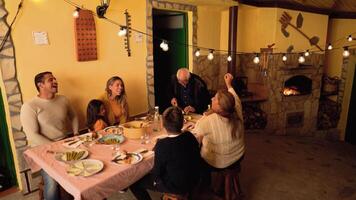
192, 73, 245, 170
99, 76, 129, 125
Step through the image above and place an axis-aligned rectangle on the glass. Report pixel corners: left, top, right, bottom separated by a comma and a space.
111, 126, 123, 156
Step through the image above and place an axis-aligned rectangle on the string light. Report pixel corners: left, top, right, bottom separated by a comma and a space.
227, 55, 232, 62
63, 0, 356, 62
304, 50, 310, 57
343, 47, 350, 57
347, 35, 353, 42
298, 54, 305, 63
207, 50, 214, 60
253, 54, 260, 64
160, 40, 169, 51
117, 26, 127, 37
73, 7, 80, 18
327, 43, 333, 50
194, 49, 200, 57
282, 54, 287, 61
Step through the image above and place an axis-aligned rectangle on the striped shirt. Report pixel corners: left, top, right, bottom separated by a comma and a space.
192, 88, 245, 168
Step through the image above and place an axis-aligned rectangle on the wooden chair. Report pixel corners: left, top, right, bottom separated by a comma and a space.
162, 193, 189, 200
210, 163, 243, 200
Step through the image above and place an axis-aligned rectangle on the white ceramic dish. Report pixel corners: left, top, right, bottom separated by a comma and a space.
112, 153, 143, 165
66, 159, 104, 177
55, 149, 89, 163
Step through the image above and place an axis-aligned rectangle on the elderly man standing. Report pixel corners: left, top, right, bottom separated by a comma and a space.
169, 68, 210, 114
21, 71, 78, 200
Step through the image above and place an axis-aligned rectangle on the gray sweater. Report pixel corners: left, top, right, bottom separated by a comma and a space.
20, 95, 78, 146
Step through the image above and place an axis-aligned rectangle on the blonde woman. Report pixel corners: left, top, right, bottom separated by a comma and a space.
192, 73, 245, 171
99, 76, 129, 125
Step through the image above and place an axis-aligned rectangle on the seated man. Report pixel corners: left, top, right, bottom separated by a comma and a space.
21, 71, 78, 200
130, 107, 202, 200
169, 68, 210, 114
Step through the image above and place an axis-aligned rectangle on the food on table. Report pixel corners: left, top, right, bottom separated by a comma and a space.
97, 134, 125, 144
112, 152, 142, 165
66, 159, 104, 177
63, 150, 86, 161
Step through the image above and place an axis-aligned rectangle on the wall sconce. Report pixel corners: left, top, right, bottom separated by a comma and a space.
96, 0, 110, 18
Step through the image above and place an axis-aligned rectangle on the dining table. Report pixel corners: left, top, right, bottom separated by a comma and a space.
23, 113, 201, 200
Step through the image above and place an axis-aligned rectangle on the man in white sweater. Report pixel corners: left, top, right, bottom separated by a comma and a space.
20, 71, 78, 200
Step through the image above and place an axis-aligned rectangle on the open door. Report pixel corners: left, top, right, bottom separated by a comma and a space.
153, 9, 188, 113
0, 89, 17, 191
345, 65, 356, 144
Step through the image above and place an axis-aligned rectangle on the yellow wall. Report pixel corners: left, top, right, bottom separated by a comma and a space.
325, 19, 356, 76
5, 0, 148, 127
237, 5, 328, 53
324, 19, 356, 140
197, 5, 222, 53
237, 5, 277, 52
220, 9, 229, 51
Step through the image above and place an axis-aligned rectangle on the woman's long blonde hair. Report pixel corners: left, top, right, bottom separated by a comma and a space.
216, 90, 241, 138
105, 76, 129, 119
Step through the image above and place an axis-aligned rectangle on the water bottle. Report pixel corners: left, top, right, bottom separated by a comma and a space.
153, 106, 160, 132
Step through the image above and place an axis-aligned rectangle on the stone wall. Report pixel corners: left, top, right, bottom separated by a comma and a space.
195, 53, 324, 135
0, 0, 29, 192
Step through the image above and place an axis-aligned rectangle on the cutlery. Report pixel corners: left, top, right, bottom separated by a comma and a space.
66, 140, 80, 146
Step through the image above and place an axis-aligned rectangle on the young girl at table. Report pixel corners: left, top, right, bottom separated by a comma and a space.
86, 99, 108, 132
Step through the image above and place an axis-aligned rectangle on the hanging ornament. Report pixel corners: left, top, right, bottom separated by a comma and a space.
227, 55, 232, 62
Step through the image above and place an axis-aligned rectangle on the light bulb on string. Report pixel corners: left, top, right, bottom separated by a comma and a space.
253, 54, 260, 64
343, 47, 350, 57
207, 50, 214, 60
347, 35, 353, 42
227, 55, 232, 62
195, 49, 200, 57
298, 54, 305, 63
304, 50, 310, 57
327, 43, 333, 50
282, 54, 287, 62
160, 40, 169, 51
118, 27, 127, 37
73, 8, 80, 18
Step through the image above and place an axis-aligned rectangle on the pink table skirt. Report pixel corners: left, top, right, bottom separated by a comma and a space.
24, 133, 160, 200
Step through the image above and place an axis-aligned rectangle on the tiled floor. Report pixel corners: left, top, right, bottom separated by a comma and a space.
2, 132, 356, 200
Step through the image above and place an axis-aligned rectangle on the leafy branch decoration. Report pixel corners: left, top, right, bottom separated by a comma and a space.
279, 12, 322, 51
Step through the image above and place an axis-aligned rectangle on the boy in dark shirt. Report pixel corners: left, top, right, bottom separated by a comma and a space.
130, 106, 201, 200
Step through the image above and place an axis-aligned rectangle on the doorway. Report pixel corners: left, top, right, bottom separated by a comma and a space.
0, 89, 17, 191
153, 9, 188, 113
345, 65, 356, 144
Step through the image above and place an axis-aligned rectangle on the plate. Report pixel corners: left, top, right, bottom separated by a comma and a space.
55, 149, 89, 162
112, 153, 143, 165
66, 159, 104, 177
103, 126, 121, 134
97, 134, 125, 145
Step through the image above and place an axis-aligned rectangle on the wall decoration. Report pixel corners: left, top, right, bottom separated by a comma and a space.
279, 12, 322, 51
74, 9, 97, 62
124, 10, 132, 57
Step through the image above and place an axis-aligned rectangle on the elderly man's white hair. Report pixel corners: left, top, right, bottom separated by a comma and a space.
176, 68, 191, 80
